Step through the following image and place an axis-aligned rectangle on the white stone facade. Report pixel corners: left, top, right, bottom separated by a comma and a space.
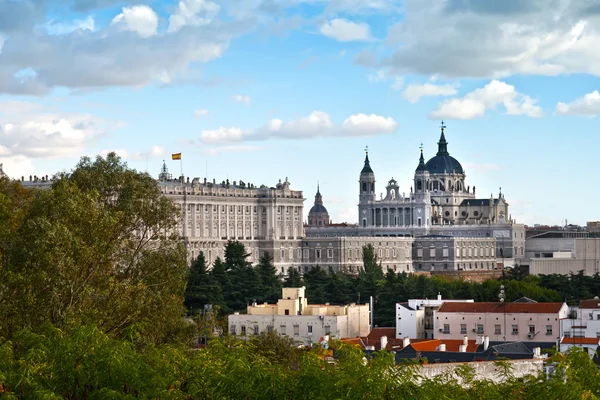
561, 299, 600, 339
396, 295, 474, 340
435, 302, 568, 343
228, 287, 370, 345
305, 126, 526, 263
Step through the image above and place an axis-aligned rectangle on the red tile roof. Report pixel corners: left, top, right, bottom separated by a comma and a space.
579, 299, 600, 309
410, 339, 479, 353
366, 327, 396, 342
437, 302, 565, 314
561, 337, 600, 345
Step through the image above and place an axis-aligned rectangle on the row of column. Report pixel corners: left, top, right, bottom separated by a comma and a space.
182, 201, 304, 240
372, 207, 414, 227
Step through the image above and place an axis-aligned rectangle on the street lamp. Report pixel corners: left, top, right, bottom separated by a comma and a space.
499, 284, 506, 342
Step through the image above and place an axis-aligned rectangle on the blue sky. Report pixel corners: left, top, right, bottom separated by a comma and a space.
1, 0, 599, 226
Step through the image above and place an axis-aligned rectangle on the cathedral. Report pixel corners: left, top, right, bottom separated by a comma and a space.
306, 124, 525, 260
8, 123, 523, 273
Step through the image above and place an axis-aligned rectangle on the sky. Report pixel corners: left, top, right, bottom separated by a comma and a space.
1, 0, 599, 227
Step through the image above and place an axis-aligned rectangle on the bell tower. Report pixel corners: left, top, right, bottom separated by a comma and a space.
358, 146, 376, 228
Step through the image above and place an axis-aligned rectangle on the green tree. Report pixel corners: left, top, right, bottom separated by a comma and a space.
185, 252, 223, 315
358, 243, 384, 300
256, 251, 282, 304
0, 153, 189, 344
284, 267, 303, 287
223, 240, 261, 311
303, 266, 329, 304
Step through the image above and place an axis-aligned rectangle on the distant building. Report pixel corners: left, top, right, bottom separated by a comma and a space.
306, 124, 525, 264
396, 294, 474, 340
434, 301, 568, 343
587, 221, 600, 233
307, 185, 330, 227
413, 235, 497, 272
522, 236, 600, 276
227, 287, 370, 346
560, 338, 600, 359
561, 298, 600, 340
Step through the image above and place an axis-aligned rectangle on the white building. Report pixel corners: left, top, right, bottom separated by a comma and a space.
435, 302, 569, 343
396, 294, 474, 340
228, 287, 370, 346
561, 298, 600, 339
523, 234, 600, 276
306, 124, 526, 264
560, 337, 600, 358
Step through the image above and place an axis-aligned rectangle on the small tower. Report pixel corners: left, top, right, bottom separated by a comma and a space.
414, 144, 429, 194
359, 147, 376, 203
358, 146, 376, 228
158, 160, 172, 181
308, 184, 330, 227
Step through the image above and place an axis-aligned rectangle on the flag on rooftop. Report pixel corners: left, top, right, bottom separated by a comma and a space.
172, 153, 181, 160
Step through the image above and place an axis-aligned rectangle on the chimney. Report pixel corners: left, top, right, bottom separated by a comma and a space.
463, 336, 468, 347
438, 343, 446, 352
459, 344, 467, 353
381, 336, 388, 350
437, 292, 442, 301
403, 337, 410, 347
483, 336, 489, 351
533, 347, 541, 358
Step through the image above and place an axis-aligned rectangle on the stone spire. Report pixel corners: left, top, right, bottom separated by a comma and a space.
314, 183, 323, 205
416, 143, 426, 171
437, 121, 449, 156
361, 146, 374, 174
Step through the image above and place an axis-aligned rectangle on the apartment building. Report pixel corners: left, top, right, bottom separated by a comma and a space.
228, 287, 370, 346
434, 302, 568, 343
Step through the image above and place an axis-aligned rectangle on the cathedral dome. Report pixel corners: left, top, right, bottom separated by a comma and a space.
309, 204, 328, 214
307, 185, 330, 226
424, 123, 464, 175
425, 154, 464, 174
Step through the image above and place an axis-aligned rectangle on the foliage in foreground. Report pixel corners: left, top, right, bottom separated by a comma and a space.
0, 154, 189, 345
1, 325, 599, 400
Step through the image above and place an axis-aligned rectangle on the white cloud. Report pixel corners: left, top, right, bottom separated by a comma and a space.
199, 111, 397, 143
111, 5, 159, 38
0, 101, 114, 159
0, 155, 35, 179
0, 1, 232, 94
231, 94, 251, 104
200, 127, 246, 143
430, 80, 542, 120
320, 18, 371, 42
368, 69, 386, 83
391, 77, 404, 91
384, 0, 600, 79
340, 113, 397, 136
556, 90, 600, 116
45, 16, 95, 35
168, 0, 220, 33
193, 108, 209, 118
403, 82, 458, 103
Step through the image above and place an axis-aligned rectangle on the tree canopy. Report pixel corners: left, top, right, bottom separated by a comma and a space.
0, 153, 189, 344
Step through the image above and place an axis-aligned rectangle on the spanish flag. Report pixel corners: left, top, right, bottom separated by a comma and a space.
171, 153, 182, 160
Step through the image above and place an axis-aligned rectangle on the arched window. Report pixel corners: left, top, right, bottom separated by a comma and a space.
362, 181, 367, 192
417, 180, 422, 190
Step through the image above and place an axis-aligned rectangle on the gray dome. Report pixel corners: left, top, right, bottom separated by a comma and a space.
309, 204, 328, 214
425, 154, 464, 175
424, 126, 464, 175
